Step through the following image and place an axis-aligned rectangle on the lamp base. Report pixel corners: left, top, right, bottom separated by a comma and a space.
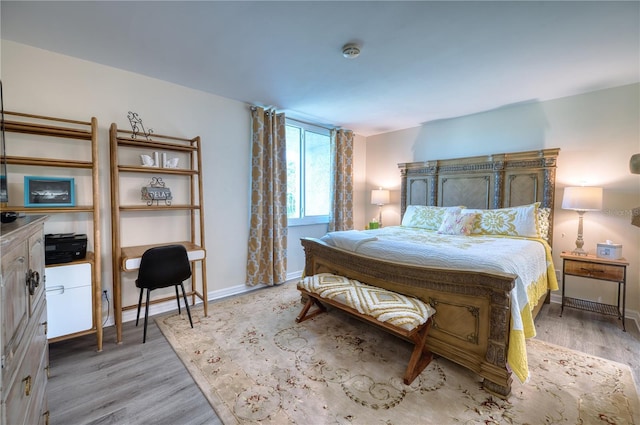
570, 247, 587, 256
571, 211, 587, 256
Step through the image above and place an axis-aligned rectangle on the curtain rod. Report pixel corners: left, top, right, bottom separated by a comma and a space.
286, 116, 335, 131
249, 105, 336, 131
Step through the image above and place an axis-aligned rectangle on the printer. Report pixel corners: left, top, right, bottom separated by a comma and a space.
45, 233, 88, 265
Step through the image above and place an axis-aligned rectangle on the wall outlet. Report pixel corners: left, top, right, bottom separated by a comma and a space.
102, 290, 109, 300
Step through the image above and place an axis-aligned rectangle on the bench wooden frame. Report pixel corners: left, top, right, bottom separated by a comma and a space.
296, 287, 434, 385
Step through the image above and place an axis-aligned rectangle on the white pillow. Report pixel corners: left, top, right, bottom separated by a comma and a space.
402, 205, 463, 231
463, 202, 540, 238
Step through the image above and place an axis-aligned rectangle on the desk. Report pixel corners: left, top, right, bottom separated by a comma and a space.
114, 242, 207, 343
120, 241, 206, 271
560, 252, 628, 331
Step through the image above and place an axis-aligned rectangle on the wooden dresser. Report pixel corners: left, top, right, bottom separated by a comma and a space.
1, 215, 49, 425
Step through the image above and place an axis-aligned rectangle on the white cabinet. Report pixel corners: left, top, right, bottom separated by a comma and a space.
45, 262, 92, 339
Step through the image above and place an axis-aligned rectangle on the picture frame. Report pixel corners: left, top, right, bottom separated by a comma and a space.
24, 176, 75, 207
0, 80, 7, 204
0, 175, 7, 204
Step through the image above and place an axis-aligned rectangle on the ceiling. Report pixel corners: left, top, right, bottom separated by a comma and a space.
2, 1, 639, 136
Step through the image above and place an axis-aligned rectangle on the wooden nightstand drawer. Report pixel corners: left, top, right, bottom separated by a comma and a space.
564, 259, 624, 281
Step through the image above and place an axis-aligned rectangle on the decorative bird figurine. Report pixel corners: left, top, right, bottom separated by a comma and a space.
164, 157, 180, 168
140, 154, 155, 167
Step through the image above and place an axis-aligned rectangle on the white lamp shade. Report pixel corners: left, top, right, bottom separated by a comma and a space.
561, 186, 603, 211
371, 189, 390, 205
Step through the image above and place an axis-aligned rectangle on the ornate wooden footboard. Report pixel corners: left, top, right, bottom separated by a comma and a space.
301, 237, 522, 397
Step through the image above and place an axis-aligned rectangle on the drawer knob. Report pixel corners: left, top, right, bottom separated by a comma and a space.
23, 375, 32, 396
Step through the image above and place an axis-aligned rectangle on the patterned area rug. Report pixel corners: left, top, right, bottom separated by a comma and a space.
156, 283, 639, 425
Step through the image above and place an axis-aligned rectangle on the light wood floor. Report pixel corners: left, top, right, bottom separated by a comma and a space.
534, 302, 640, 390
47, 317, 221, 425
47, 301, 639, 425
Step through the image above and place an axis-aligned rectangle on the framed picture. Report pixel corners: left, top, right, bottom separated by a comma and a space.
24, 176, 75, 207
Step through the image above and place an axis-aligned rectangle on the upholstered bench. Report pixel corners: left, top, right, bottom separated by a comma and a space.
296, 273, 436, 385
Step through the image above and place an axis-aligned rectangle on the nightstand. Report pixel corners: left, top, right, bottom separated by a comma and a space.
560, 252, 628, 331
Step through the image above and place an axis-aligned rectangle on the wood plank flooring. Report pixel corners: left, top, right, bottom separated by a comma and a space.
534, 302, 640, 391
47, 317, 221, 425
47, 301, 639, 425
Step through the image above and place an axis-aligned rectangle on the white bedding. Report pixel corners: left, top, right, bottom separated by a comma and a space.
322, 225, 558, 383
323, 225, 545, 330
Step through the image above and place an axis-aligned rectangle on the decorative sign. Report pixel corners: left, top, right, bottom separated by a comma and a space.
141, 177, 172, 206
127, 111, 154, 140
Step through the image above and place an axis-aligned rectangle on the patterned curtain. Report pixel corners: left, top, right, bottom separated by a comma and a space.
328, 129, 354, 231
246, 107, 288, 286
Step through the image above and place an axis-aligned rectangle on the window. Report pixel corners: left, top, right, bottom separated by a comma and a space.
286, 119, 331, 226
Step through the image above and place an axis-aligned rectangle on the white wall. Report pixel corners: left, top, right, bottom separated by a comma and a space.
2, 41, 254, 320
364, 83, 640, 319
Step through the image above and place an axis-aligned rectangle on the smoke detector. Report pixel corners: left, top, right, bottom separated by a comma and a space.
342, 43, 361, 59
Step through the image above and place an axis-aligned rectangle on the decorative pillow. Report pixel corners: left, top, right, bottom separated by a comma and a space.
464, 202, 540, 238
437, 211, 477, 236
537, 207, 551, 241
401, 205, 463, 231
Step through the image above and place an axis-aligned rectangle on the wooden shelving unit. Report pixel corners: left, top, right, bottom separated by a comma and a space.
1, 111, 103, 351
109, 123, 207, 344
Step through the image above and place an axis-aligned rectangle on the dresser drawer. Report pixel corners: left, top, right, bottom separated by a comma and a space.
4, 301, 48, 425
564, 259, 624, 281
22, 344, 49, 425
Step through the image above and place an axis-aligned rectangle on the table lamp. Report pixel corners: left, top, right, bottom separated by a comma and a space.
371, 188, 390, 227
630, 154, 640, 227
562, 186, 603, 255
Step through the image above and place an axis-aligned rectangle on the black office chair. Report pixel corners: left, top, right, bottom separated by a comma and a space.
135, 244, 194, 343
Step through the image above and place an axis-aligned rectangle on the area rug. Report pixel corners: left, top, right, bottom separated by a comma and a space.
156, 282, 639, 425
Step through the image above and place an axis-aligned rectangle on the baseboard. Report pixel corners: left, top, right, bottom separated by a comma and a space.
116, 283, 261, 325
287, 270, 303, 281
117, 277, 304, 325
549, 292, 639, 333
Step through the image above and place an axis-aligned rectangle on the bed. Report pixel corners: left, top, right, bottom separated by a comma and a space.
300, 148, 560, 398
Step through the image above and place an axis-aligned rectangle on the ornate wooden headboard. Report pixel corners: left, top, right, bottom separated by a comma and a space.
398, 148, 560, 244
